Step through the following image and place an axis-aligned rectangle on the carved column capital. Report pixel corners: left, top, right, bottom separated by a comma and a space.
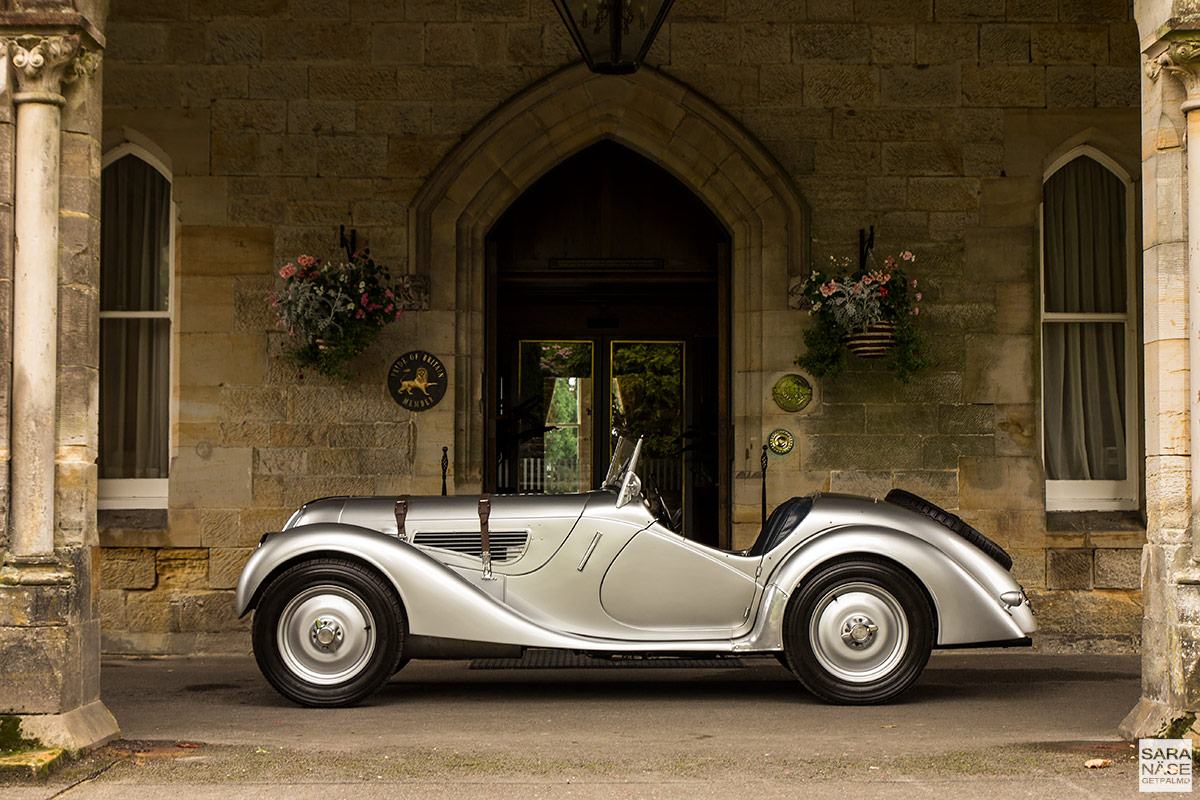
3, 33, 97, 105
1147, 39, 1200, 111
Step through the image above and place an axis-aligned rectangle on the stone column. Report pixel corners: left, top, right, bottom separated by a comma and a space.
6, 34, 80, 564
1122, 36, 1200, 740
0, 23, 118, 752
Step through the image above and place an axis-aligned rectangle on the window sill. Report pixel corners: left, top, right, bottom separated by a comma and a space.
98, 508, 170, 548
1045, 510, 1146, 548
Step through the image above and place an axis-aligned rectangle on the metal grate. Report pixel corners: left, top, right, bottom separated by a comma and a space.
411, 530, 529, 562
469, 650, 745, 670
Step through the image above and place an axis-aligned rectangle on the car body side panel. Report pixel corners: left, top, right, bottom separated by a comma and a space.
234, 523, 744, 653
236, 508, 1033, 653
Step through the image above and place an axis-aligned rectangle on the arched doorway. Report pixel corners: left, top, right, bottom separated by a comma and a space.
485, 141, 731, 546
409, 64, 809, 549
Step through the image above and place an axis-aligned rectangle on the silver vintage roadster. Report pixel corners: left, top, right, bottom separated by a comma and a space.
235, 434, 1035, 707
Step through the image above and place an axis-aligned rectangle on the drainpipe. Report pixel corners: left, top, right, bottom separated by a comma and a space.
3, 35, 84, 563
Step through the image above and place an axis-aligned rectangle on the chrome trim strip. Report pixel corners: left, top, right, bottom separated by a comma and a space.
577, 532, 602, 571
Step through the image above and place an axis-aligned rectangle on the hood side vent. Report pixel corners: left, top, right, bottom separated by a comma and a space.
411, 530, 530, 563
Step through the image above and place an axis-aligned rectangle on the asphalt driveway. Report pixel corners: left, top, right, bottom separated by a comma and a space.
4, 650, 1146, 798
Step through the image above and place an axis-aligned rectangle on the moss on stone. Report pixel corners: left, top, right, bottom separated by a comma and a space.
1159, 712, 1198, 741
0, 716, 42, 754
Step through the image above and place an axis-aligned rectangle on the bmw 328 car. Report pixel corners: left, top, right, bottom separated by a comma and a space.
234, 434, 1035, 707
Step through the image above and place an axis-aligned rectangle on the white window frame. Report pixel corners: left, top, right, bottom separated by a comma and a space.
98, 144, 176, 510
1039, 145, 1139, 512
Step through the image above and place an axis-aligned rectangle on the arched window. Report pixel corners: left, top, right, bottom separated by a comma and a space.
1041, 148, 1138, 511
98, 146, 174, 509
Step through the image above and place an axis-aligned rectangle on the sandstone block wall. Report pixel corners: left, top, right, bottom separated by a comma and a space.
95, 0, 1144, 654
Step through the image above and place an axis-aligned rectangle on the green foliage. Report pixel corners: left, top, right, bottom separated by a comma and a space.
887, 319, 935, 383
612, 343, 683, 458
794, 319, 846, 379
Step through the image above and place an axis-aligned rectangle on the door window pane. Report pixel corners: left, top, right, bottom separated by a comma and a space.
611, 341, 684, 511
515, 341, 593, 493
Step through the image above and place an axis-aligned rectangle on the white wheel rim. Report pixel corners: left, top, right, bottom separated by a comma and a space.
277, 584, 376, 685
808, 581, 909, 684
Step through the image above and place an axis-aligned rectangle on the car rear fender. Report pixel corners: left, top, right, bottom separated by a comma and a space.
234, 523, 636, 649
751, 525, 1034, 648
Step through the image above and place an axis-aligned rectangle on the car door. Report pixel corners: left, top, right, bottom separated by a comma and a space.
598, 526, 760, 632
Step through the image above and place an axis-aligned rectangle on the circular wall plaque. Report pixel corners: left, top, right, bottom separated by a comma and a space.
388, 351, 447, 411
768, 429, 795, 455
772, 373, 812, 412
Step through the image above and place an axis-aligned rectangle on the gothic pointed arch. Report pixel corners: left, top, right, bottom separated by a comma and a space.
410, 64, 809, 505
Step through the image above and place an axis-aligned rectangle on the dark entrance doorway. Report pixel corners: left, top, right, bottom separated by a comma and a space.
485, 141, 732, 547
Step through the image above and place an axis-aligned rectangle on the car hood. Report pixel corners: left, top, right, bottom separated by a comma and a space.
286, 493, 594, 537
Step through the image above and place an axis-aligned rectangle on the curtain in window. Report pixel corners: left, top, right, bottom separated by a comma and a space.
99, 156, 170, 479
1042, 156, 1127, 480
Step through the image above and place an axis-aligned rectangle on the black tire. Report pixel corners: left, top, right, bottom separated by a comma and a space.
252, 558, 405, 707
885, 488, 1013, 571
783, 558, 933, 704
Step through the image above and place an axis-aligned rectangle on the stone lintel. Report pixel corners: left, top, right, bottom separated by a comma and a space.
11, 700, 120, 755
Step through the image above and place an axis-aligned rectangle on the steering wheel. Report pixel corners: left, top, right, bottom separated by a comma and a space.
644, 471, 681, 533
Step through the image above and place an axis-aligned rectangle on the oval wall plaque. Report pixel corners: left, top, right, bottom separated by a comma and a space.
387, 351, 447, 411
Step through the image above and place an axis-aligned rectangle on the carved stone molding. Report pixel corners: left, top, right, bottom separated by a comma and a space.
1147, 39, 1200, 110
2, 33, 96, 103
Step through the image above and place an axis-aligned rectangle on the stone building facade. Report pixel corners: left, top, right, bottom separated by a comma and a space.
89, 0, 1145, 657
4, 0, 1200, 751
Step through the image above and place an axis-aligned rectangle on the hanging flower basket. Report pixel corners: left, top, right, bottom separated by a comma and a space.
793, 249, 933, 382
842, 321, 897, 358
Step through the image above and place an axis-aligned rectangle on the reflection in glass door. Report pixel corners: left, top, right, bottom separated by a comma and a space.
611, 341, 684, 519
505, 341, 594, 494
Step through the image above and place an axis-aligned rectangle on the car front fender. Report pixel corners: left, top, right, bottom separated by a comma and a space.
740, 525, 1035, 650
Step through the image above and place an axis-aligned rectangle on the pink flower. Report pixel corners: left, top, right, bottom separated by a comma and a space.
884, 256, 896, 268
385, 304, 394, 313
280, 263, 296, 279
901, 250, 915, 261
298, 255, 316, 267
883, 273, 890, 282
915, 292, 922, 301
360, 292, 369, 306
394, 309, 403, 319
820, 282, 836, 297
911, 278, 918, 287
910, 307, 920, 315
385, 289, 394, 299
355, 309, 365, 319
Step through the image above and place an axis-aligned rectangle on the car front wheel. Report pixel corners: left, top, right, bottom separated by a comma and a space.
782, 558, 933, 704
252, 558, 405, 707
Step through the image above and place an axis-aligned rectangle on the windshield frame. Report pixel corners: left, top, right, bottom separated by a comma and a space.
602, 434, 642, 491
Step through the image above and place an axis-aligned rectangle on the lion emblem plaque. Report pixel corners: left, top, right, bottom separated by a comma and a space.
388, 351, 447, 411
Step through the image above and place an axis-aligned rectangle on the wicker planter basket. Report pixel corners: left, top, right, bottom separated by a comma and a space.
841, 321, 897, 358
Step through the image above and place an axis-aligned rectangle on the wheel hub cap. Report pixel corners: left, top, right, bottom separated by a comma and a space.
276, 585, 376, 685
841, 616, 878, 649
809, 582, 909, 684
310, 619, 344, 651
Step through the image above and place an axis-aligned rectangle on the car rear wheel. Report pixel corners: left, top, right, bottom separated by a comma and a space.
783, 558, 933, 704
252, 558, 405, 707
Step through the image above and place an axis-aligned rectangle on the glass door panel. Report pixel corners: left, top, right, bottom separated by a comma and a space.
513, 340, 594, 494
610, 340, 685, 520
